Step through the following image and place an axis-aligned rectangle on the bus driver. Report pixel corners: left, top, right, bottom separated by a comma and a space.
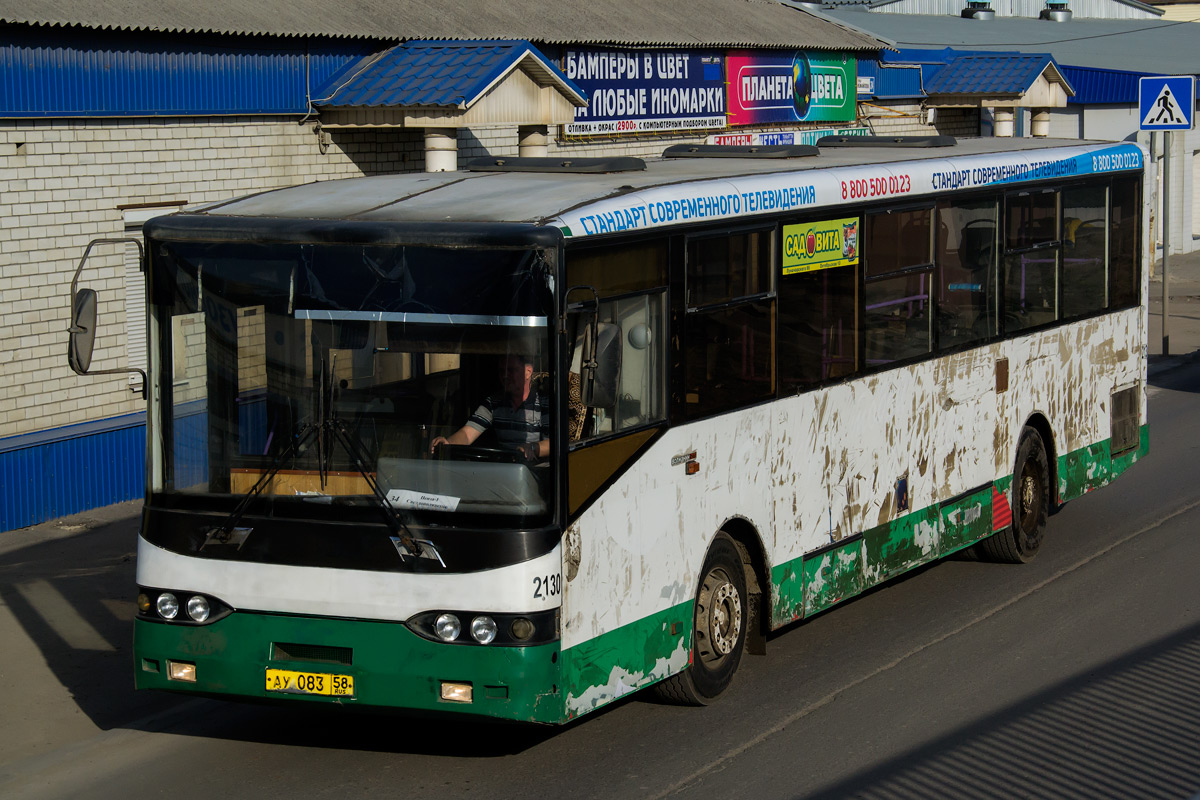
430, 353, 550, 460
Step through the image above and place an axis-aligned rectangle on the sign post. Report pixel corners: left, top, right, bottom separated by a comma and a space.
1139, 76, 1196, 356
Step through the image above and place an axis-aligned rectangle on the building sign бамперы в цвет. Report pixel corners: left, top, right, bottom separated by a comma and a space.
563, 48, 726, 135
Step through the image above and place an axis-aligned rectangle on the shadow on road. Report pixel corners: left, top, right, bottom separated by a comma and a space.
0, 508, 150, 734
804, 620, 1200, 800
1150, 353, 1200, 393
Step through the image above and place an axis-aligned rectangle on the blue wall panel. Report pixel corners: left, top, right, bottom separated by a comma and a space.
0, 25, 372, 117
1060, 66, 1145, 105
0, 418, 146, 532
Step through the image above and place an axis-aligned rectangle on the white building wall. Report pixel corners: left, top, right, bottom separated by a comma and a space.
1047, 107, 1083, 138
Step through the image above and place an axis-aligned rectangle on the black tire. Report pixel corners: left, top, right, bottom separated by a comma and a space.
654, 534, 748, 705
980, 427, 1049, 563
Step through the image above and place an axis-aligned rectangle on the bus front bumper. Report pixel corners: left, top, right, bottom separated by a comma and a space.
133, 612, 565, 724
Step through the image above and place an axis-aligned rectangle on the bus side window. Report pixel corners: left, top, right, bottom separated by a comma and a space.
683, 229, 775, 418
863, 207, 934, 366
1061, 185, 1109, 319
1003, 190, 1060, 332
1108, 176, 1141, 309
936, 199, 998, 349
778, 231, 859, 391
565, 241, 668, 441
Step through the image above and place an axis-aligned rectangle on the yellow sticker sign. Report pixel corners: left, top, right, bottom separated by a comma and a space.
782, 218, 859, 275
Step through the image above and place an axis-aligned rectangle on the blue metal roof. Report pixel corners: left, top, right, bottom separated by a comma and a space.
923, 54, 1071, 96
0, 25, 367, 117
314, 39, 586, 109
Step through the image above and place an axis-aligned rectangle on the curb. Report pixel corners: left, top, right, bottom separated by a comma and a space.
1147, 349, 1200, 378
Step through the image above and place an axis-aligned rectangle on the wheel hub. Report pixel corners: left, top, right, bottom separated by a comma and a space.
706, 579, 742, 656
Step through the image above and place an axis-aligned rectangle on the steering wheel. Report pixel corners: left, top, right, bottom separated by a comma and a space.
433, 444, 522, 464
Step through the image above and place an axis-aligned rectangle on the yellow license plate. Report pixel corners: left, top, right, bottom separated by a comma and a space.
265, 668, 354, 697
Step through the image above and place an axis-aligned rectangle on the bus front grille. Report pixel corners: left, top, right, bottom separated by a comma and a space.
271, 642, 353, 666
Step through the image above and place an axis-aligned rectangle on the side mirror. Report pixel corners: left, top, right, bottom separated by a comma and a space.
67, 288, 98, 374
66, 237, 148, 397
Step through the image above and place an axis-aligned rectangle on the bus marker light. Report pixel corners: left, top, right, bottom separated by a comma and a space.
167, 661, 196, 682
137, 593, 152, 613
510, 617, 535, 641
440, 682, 473, 703
685, 459, 700, 475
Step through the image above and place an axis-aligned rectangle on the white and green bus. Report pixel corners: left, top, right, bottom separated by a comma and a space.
69, 135, 1148, 723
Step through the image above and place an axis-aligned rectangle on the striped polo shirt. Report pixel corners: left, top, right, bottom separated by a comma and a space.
465, 391, 550, 448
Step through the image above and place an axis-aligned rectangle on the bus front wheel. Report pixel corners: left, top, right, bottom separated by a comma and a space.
654, 533, 748, 705
982, 426, 1049, 563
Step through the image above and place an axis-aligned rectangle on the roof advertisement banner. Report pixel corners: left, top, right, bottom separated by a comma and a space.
727, 51, 856, 126
553, 142, 1144, 239
563, 48, 726, 136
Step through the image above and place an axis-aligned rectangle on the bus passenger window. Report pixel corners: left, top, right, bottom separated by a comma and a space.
1109, 176, 1141, 309
684, 229, 775, 418
575, 292, 666, 439
1061, 185, 1108, 318
864, 208, 933, 366
779, 254, 858, 390
565, 241, 668, 441
936, 199, 998, 349
1004, 190, 1060, 332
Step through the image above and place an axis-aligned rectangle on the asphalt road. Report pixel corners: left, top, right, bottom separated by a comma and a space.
2, 360, 1199, 800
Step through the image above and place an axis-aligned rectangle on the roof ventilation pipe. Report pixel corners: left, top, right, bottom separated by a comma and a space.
1040, 1, 1072, 20
961, 1, 995, 19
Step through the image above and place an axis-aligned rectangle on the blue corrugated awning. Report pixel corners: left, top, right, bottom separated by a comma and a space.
924, 54, 1073, 97
313, 39, 586, 109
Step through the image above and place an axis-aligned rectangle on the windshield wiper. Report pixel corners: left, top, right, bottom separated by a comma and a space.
202, 422, 316, 550
326, 417, 443, 567
204, 349, 437, 566
317, 352, 435, 565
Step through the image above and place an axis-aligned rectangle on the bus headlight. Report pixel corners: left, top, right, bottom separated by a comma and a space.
156, 592, 179, 620
407, 609, 559, 646
470, 616, 497, 644
138, 587, 231, 625
434, 613, 462, 642
186, 595, 211, 622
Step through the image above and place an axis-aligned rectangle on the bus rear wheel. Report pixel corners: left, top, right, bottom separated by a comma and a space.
981, 427, 1049, 563
654, 533, 748, 705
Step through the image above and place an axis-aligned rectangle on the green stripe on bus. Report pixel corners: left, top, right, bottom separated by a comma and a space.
134, 612, 564, 724
1059, 424, 1149, 503
561, 602, 691, 719
769, 427, 1148, 628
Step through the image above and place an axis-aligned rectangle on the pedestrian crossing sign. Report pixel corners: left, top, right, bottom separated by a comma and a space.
1139, 76, 1195, 131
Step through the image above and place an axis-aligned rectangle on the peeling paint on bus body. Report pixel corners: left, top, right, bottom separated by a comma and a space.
561, 603, 690, 719
561, 302, 1145, 720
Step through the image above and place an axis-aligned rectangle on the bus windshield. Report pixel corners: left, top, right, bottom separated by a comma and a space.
154, 239, 556, 527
